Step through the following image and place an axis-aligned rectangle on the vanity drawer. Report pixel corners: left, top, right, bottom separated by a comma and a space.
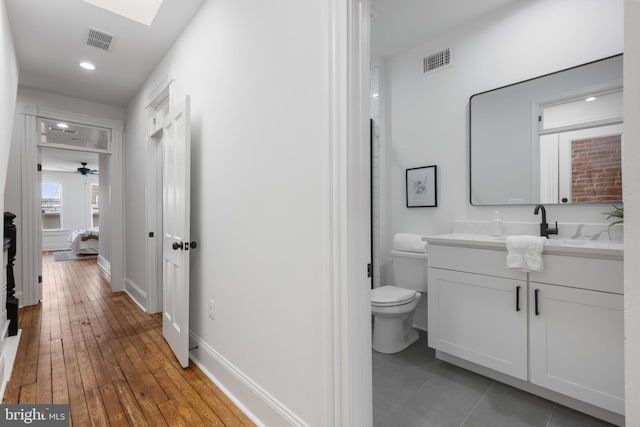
428, 244, 524, 280
530, 255, 623, 294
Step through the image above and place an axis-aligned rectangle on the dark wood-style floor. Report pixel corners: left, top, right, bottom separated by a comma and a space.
3, 253, 255, 426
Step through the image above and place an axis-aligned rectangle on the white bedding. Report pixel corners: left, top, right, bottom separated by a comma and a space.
68, 229, 99, 255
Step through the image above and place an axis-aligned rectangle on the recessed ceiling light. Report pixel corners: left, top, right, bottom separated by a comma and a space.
372, 93, 379, 98
79, 61, 96, 71
57, 123, 69, 129
585, 96, 597, 102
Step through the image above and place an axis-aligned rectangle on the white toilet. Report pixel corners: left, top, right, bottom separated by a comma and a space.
371, 250, 428, 354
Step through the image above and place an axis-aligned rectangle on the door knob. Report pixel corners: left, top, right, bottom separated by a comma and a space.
172, 242, 184, 250
190, 241, 197, 249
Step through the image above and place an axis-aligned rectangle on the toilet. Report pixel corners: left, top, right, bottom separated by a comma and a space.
371, 249, 428, 354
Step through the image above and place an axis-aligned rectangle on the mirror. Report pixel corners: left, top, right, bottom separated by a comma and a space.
470, 54, 623, 206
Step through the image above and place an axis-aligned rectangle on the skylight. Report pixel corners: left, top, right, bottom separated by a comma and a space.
81, 0, 164, 26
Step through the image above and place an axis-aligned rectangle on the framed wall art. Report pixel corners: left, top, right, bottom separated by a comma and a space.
406, 165, 437, 208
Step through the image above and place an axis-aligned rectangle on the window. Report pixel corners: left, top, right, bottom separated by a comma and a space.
42, 182, 62, 230
90, 183, 100, 228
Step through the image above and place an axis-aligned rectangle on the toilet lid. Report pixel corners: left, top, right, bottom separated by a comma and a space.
371, 286, 417, 306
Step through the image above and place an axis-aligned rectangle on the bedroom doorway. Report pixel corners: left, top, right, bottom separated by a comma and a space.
39, 146, 107, 266
35, 117, 114, 298
15, 102, 124, 307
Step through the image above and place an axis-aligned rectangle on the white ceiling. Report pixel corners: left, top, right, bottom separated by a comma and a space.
41, 147, 99, 174
5, 0, 520, 107
5, 0, 206, 106
371, 0, 519, 58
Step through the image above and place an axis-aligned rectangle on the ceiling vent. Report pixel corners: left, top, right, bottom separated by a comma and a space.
422, 47, 452, 75
84, 27, 116, 52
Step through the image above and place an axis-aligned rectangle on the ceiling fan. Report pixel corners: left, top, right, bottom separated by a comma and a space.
77, 162, 98, 175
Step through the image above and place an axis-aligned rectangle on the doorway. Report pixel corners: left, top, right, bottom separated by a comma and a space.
39, 145, 108, 268
16, 103, 125, 307
37, 118, 112, 288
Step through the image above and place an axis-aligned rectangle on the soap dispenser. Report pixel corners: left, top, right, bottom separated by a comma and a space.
491, 211, 503, 237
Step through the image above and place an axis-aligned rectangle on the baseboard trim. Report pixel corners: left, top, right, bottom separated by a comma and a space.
42, 244, 71, 251
124, 278, 147, 312
189, 332, 309, 427
15, 292, 24, 308
97, 255, 111, 276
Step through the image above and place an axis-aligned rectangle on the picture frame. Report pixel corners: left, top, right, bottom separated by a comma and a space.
406, 165, 437, 207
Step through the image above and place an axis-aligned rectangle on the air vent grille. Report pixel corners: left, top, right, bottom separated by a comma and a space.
423, 48, 452, 75
85, 27, 115, 52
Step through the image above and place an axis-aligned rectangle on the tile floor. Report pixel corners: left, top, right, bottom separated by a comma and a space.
373, 331, 616, 427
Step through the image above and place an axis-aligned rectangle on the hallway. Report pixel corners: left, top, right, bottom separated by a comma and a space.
2, 253, 254, 426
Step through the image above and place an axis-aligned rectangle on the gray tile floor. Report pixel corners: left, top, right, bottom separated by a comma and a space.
373, 331, 616, 427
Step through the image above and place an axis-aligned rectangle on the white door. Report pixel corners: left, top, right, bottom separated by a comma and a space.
162, 96, 192, 368
428, 268, 528, 380
529, 283, 624, 414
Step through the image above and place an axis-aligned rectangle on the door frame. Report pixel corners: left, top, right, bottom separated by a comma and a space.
144, 66, 176, 314
17, 102, 125, 304
329, 0, 372, 425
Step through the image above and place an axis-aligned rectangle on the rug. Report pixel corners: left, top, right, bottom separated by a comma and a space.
53, 251, 98, 262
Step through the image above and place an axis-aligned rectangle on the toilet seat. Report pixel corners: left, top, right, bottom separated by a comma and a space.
371, 286, 417, 307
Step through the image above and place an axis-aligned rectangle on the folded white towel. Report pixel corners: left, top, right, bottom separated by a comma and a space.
506, 235, 546, 272
393, 233, 426, 253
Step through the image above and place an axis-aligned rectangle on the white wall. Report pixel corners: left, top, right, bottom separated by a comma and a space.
0, 0, 19, 250
125, 1, 334, 425
41, 171, 98, 251
4, 87, 124, 303
623, 0, 640, 424
379, 0, 624, 284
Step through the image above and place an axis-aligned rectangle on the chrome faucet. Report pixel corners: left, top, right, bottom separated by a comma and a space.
534, 204, 558, 238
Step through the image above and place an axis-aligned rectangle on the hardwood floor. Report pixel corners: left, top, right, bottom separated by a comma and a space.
3, 253, 255, 427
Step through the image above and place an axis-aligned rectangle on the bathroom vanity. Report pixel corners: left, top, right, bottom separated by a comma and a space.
425, 233, 624, 424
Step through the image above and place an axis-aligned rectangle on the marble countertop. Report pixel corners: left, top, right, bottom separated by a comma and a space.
423, 233, 623, 260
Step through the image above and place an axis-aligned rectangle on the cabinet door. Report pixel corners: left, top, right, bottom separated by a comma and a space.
428, 268, 528, 380
529, 283, 624, 414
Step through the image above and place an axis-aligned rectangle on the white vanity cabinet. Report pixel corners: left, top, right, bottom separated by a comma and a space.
429, 268, 528, 380
426, 234, 624, 419
529, 256, 624, 415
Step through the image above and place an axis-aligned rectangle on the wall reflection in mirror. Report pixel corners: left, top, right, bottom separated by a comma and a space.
470, 54, 622, 206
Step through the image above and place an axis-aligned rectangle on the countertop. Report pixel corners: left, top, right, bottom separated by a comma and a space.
423, 233, 623, 260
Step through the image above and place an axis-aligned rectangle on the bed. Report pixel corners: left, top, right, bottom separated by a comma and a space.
67, 229, 99, 255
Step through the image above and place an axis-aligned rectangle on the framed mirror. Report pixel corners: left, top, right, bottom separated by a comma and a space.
469, 54, 623, 206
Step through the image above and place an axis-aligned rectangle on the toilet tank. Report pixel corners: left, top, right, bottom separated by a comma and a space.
390, 250, 428, 292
